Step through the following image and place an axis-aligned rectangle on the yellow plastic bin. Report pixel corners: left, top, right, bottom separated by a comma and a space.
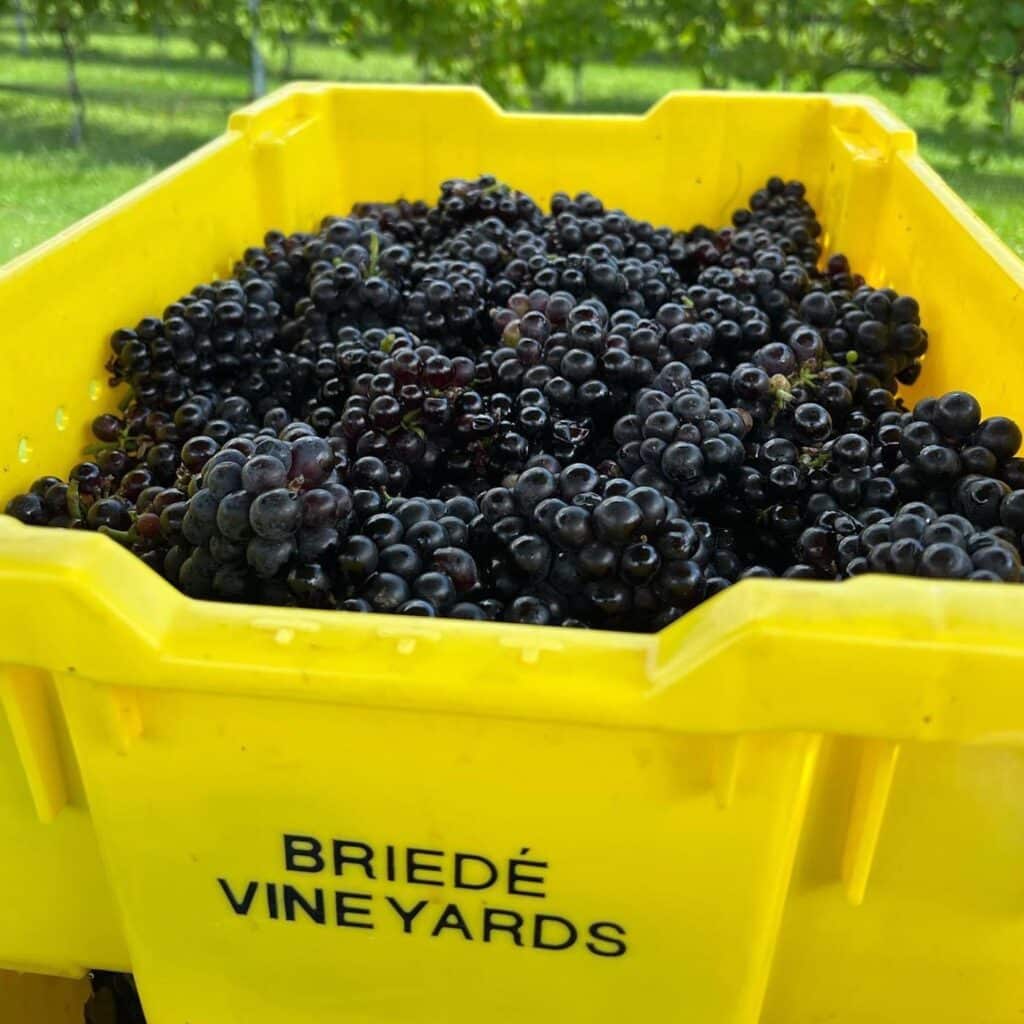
1, 84, 1023, 1024
0, 670, 128, 976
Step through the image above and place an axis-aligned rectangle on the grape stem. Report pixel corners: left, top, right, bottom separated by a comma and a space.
366, 231, 380, 278
66, 480, 82, 522
98, 524, 136, 546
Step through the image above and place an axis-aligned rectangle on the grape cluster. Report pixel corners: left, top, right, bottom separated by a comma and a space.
796, 501, 1023, 582
107, 280, 287, 413
6, 174, 1023, 630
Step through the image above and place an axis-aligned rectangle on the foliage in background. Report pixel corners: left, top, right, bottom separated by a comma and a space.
362, 0, 1022, 138
937, 1, 1024, 139
0, 0, 1020, 146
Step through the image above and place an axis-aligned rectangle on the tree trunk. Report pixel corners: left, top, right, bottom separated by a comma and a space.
58, 24, 85, 146
248, 0, 267, 99
14, 0, 29, 56
281, 31, 295, 79
571, 56, 584, 108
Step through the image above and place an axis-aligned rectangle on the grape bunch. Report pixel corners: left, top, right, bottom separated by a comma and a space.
6, 174, 1023, 631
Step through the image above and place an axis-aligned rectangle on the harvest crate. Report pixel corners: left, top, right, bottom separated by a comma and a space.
1, 84, 1023, 1024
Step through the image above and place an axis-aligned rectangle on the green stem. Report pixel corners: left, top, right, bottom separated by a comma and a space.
99, 524, 137, 546
366, 231, 380, 277
66, 481, 82, 522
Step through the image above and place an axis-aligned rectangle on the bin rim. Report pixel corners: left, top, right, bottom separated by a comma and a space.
2, 516, 1023, 746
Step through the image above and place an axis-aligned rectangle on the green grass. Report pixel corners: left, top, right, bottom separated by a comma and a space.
0, 25, 1021, 264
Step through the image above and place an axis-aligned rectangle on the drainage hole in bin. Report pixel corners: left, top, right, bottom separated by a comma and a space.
54, 406, 68, 431
88, 379, 102, 401
16, 437, 32, 463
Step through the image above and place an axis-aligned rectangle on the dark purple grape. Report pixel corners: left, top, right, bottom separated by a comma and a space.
432, 547, 478, 591
247, 537, 296, 579
338, 535, 378, 582
242, 455, 289, 494
363, 572, 411, 612
249, 488, 301, 541
4, 493, 48, 525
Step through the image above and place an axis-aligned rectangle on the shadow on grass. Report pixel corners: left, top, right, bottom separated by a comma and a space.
0, 98, 217, 168
917, 124, 1024, 163
914, 125, 1024, 212
0, 79, 244, 107
0, 36, 251, 79
938, 166, 1024, 204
